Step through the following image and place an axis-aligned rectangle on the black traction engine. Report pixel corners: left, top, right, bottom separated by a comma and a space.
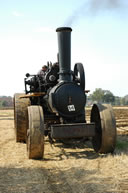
14, 27, 117, 159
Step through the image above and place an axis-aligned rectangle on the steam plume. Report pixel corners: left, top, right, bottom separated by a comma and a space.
64, 0, 126, 26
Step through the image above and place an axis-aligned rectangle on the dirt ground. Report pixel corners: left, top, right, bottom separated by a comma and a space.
0, 108, 128, 193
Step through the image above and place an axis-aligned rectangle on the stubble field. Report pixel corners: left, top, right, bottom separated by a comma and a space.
0, 107, 128, 193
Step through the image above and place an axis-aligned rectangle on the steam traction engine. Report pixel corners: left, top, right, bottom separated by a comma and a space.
14, 27, 116, 159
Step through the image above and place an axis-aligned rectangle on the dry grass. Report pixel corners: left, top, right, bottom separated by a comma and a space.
0, 108, 128, 193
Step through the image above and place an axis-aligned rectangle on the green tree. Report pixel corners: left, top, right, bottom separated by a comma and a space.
114, 96, 121, 106
103, 90, 115, 104
90, 88, 116, 105
2, 100, 9, 107
91, 88, 104, 103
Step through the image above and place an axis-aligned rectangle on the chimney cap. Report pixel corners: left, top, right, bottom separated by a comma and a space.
56, 27, 72, 32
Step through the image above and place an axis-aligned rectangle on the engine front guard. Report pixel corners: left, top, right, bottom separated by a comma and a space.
51, 123, 95, 139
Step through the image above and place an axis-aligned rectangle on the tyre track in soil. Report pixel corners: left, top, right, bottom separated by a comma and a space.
0, 110, 128, 193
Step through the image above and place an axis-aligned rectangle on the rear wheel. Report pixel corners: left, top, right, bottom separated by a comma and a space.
14, 93, 30, 143
91, 103, 116, 153
27, 105, 44, 159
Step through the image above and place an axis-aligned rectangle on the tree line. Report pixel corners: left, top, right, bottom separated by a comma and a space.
87, 88, 128, 106
0, 96, 13, 108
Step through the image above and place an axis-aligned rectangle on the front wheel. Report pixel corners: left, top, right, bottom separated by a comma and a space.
27, 105, 44, 159
91, 103, 116, 153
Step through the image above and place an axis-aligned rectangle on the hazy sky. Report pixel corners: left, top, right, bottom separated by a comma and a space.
0, 0, 128, 97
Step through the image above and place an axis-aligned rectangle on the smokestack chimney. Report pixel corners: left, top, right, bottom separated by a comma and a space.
56, 27, 72, 82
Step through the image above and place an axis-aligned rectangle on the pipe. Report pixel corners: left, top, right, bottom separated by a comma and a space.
56, 27, 72, 82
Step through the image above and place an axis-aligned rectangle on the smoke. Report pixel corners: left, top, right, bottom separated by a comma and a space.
64, 0, 126, 26
89, 0, 121, 10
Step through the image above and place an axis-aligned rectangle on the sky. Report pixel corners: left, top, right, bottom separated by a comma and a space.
0, 0, 128, 97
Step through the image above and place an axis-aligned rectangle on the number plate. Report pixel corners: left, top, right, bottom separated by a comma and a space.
67, 105, 75, 111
